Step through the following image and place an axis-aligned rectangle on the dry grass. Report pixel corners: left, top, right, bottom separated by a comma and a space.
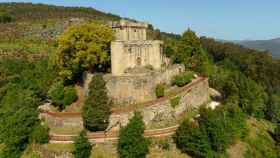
44, 143, 74, 152
227, 141, 247, 158
91, 144, 117, 158
147, 148, 190, 158
49, 126, 82, 135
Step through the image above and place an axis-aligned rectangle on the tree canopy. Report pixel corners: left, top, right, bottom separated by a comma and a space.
53, 22, 114, 80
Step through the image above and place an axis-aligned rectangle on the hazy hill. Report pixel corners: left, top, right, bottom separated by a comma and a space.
236, 38, 280, 58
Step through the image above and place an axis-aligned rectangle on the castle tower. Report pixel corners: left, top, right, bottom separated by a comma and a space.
110, 19, 165, 76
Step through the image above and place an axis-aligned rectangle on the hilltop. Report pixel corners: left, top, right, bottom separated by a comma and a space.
0, 2, 279, 158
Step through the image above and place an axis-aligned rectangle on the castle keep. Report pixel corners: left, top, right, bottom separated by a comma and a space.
110, 20, 166, 76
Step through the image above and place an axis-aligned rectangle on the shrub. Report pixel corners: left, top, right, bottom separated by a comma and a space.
173, 72, 194, 87
170, 96, 181, 108
47, 81, 77, 110
82, 74, 111, 131
73, 130, 92, 158
47, 81, 65, 107
158, 139, 171, 150
155, 84, 165, 98
63, 86, 78, 106
117, 112, 150, 158
30, 124, 49, 144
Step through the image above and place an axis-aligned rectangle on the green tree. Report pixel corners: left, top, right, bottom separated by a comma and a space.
174, 29, 213, 76
47, 81, 77, 110
73, 130, 92, 158
52, 22, 114, 80
29, 124, 49, 144
63, 86, 78, 106
173, 120, 213, 158
82, 74, 111, 131
47, 81, 65, 107
0, 88, 39, 158
117, 112, 150, 158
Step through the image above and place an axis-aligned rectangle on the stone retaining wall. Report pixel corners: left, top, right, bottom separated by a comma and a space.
107, 77, 209, 130
41, 77, 209, 132
104, 64, 185, 105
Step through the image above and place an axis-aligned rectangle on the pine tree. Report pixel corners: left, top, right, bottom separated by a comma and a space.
73, 130, 92, 158
117, 112, 150, 158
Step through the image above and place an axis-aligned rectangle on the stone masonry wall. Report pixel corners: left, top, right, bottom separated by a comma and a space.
42, 77, 209, 131
107, 77, 209, 130
104, 64, 185, 105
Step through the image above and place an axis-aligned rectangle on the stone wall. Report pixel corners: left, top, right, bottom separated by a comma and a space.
42, 77, 209, 132
104, 64, 185, 105
107, 77, 209, 130
111, 40, 164, 76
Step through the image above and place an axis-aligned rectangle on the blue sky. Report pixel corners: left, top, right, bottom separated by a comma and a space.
2, 0, 280, 40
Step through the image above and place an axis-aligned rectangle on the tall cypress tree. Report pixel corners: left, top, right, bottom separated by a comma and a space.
82, 74, 111, 131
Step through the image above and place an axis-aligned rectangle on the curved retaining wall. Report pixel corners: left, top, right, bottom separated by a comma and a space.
41, 77, 209, 132
50, 125, 179, 144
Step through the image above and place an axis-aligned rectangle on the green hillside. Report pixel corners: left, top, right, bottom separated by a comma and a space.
237, 38, 280, 58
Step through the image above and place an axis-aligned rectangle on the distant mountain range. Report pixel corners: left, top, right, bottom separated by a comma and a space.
234, 38, 280, 58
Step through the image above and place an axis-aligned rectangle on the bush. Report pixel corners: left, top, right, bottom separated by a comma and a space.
170, 96, 181, 108
117, 112, 150, 158
30, 124, 49, 144
47, 81, 77, 110
173, 72, 194, 87
47, 81, 65, 107
63, 86, 78, 106
158, 139, 171, 150
82, 74, 111, 131
155, 84, 165, 98
73, 130, 92, 158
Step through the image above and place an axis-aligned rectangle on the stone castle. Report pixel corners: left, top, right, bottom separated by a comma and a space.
110, 19, 167, 76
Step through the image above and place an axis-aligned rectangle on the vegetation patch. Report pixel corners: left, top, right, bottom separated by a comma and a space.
47, 81, 78, 110
118, 112, 150, 158
155, 83, 165, 98
170, 96, 181, 108
173, 71, 194, 87
82, 74, 112, 132
0, 12, 14, 23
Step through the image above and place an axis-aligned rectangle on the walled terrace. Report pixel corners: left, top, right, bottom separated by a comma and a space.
41, 76, 210, 143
